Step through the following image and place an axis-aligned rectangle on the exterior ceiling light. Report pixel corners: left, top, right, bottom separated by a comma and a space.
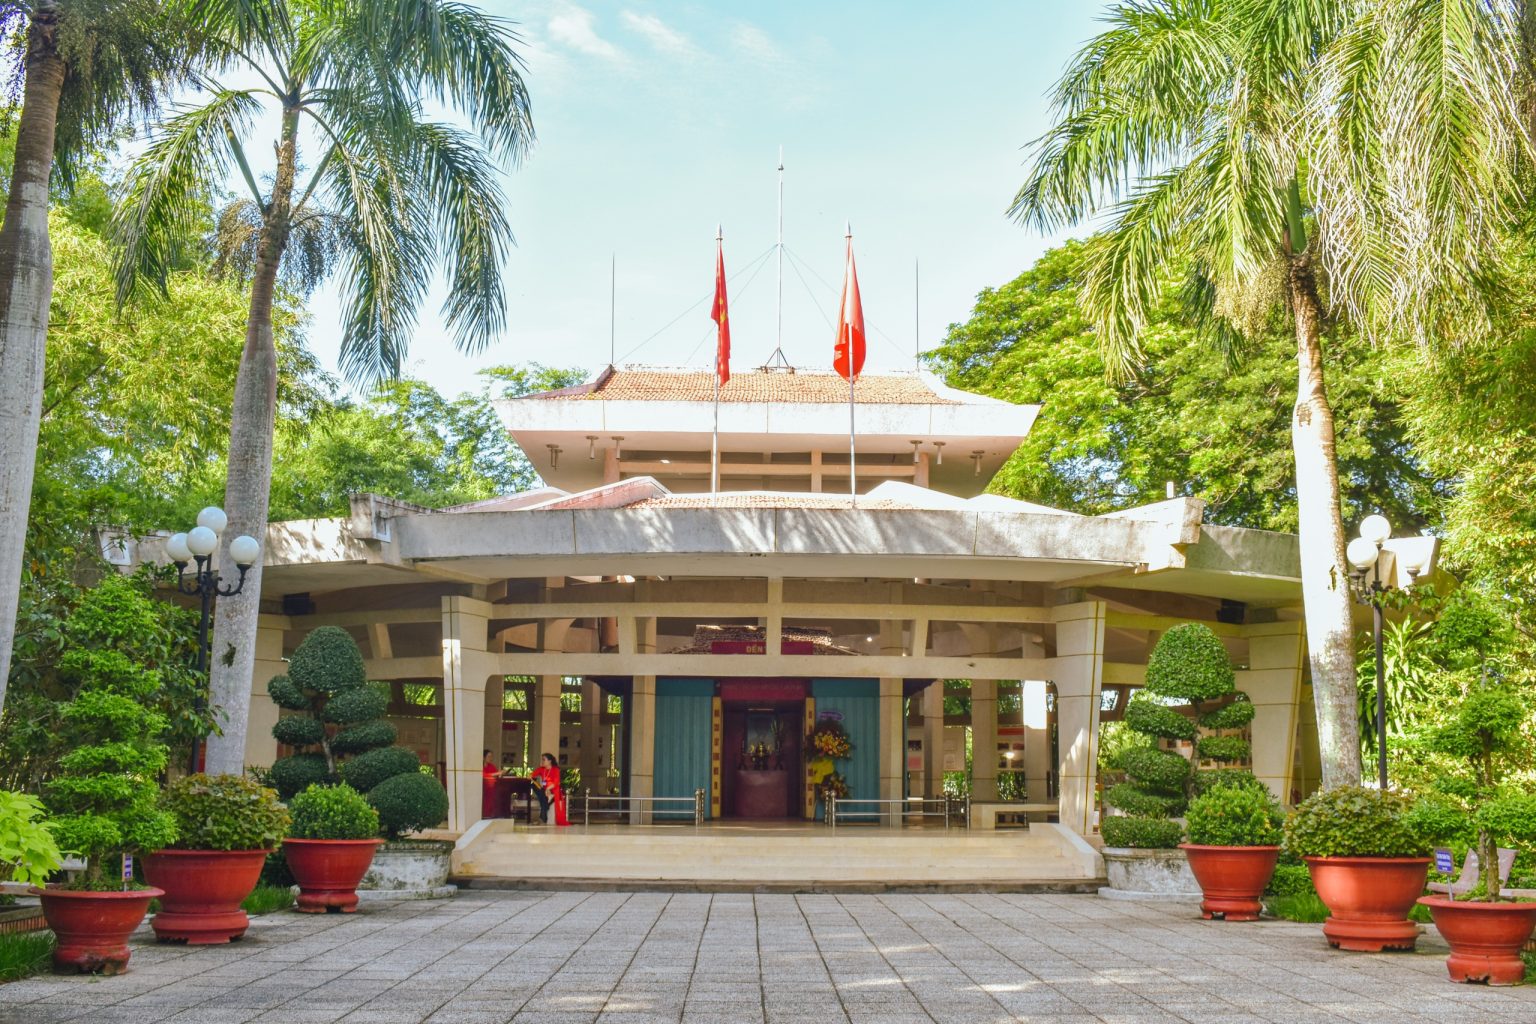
611, 435, 625, 458
971, 449, 986, 476
587, 435, 599, 460
933, 441, 945, 465
547, 444, 562, 469
910, 440, 921, 463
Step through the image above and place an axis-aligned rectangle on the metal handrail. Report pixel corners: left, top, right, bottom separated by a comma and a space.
825, 795, 951, 829
583, 788, 706, 825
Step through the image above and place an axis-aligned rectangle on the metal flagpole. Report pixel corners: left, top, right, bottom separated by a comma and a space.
846, 224, 856, 508
713, 226, 722, 495
610, 253, 616, 366
914, 259, 920, 369
776, 147, 784, 363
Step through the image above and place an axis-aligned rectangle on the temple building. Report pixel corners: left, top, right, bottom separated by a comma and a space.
135, 364, 1325, 881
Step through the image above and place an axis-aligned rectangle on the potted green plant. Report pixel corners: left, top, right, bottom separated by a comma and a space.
1180, 781, 1284, 921
282, 784, 381, 913
1101, 623, 1256, 897
1283, 785, 1431, 951
355, 766, 453, 899
1410, 681, 1536, 984
143, 774, 290, 943
35, 614, 179, 973
0, 790, 63, 897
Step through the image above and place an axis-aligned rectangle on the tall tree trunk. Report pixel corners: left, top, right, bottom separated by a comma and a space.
0, 8, 65, 718
203, 107, 300, 776
1289, 255, 1362, 790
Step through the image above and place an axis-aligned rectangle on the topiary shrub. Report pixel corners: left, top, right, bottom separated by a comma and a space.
269, 627, 446, 837
1266, 862, 1315, 898
1100, 816, 1184, 849
1283, 786, 1428, 859
1103, 623, 1260, 848
1185, 783, 1283, 847
287, 784, 379, 840
368, 772, 449, 839
160, 774, 289, 851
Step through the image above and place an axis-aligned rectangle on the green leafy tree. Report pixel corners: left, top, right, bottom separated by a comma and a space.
113, 1, 534, 776
0, 0, 198, 718
1011, 0, 1381, 787
927, 241, 1441, 532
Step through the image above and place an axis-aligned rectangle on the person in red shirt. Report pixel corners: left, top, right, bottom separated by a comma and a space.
530, 752, 570, 826
482, 749, 501, 781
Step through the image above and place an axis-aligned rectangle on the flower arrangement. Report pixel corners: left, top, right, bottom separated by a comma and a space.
819, 772, 850, 801
809, 721, 852, 759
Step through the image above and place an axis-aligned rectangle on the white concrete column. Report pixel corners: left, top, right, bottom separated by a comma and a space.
628, 618, 658, 824
581, 680, 602, 792
1052, 600, 1107, 836
1022, 679, 1052, 803
442, 596, 497, 832
482, 678, 504, 764
1240, 621, 1307, 805
921, 680, 944, 800
243, 614, 290, 769
970, 680, 998, 801
878, 678, 905, 825
532, 675, 562, 767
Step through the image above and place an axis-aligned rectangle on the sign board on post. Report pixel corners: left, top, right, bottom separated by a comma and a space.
122, 853, 134, 889
1434, 847, 1455, 874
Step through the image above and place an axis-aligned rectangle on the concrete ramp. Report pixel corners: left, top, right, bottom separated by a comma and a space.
452, 821, 1104, 892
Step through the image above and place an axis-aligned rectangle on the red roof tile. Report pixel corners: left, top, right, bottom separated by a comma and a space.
527, 367, 959, 405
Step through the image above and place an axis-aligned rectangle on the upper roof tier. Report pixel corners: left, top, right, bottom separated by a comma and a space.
496, 364, 1039, 497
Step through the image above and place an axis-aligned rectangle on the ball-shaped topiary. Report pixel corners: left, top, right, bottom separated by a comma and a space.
287, 626, 367, 695
368, 771, 450, 839
287, 784, 379, 840
341, 747, 423, 793
1124, 694, 1198, 740
1185, 783, 1283, 847
1145, 623, 1235, 702
269, 753, 332, 799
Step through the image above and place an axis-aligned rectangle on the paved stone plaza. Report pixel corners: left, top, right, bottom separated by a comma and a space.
3, 891, 1534, 1024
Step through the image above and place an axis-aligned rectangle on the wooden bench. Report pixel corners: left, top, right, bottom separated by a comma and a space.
968, 801, 1057, 829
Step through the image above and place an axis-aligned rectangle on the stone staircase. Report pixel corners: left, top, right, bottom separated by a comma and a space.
451, 821, 1104, 892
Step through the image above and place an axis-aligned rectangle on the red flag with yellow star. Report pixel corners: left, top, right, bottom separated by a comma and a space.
833, 236, 865, 381
711, 236, 730, 386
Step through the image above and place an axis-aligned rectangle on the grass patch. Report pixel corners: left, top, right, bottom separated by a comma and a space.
241, 883, 294, 916
0, 931, 54, 982
1408, 902, 1434, 923
1523, 949, 1535, 984
1265, 892, 1331, 923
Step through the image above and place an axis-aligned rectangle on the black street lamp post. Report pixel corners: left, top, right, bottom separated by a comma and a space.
1345, 514, 1432, 792
166, 507, 260, 774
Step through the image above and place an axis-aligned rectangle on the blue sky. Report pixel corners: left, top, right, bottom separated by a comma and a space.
302, 2, 1105, 397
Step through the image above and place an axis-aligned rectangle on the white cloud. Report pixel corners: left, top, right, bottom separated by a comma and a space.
548, 3, 622, 61
621, 11, 699, 59
731, 23, 787, 67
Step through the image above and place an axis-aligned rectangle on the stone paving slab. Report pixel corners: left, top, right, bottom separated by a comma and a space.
1, 892, 1534, 1024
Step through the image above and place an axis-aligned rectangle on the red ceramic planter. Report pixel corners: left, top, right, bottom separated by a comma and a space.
32, 886, 162, 975
1304, 856, 1430, 951
1417, 895, 1536, 985
143, 848, 269, 943
282, 838, 382, 913
1180, 844, 1280, 921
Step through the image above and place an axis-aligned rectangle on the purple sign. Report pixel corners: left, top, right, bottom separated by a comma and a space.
1434, 848, 1455, 874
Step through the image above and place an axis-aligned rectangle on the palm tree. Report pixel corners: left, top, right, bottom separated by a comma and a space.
1010, 0, 1371, 788
114, 0, 533, 775
0, 1, 193, 717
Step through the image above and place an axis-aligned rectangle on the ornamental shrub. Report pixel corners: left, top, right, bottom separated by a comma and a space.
287, 784, 379, 840
1185, 783, 1283, 847
160, 774, 289, 851
268, 628, 445, 838
1103, 623, 1256, 849
43, 582, 181, 888
1191, 768, 1262, 795
1283, 786, 1427, 859
368, 771, 449, 839
1265, 862, 1315, 898
1100, 816, 1183, 849
0, 791, 62, 886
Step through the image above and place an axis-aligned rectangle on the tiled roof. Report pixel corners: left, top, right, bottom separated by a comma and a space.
528, 366, 960, 405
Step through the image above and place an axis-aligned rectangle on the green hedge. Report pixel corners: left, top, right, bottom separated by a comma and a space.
1123, 696, 1198, 740
1120, 747, 1192, 790
1196, 735, 1251, 763
1145, 623, 1235, 702
1101, 816, 1183, 849
1198, 699, 1256, 730
1104, 782, 1186, 818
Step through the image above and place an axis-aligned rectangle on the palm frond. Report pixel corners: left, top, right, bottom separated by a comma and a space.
111, 88, 261, 305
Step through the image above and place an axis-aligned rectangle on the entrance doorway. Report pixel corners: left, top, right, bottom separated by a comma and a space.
718, 680, 807, 819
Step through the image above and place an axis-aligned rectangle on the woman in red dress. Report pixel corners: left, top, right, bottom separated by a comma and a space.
530, 752, 570, 826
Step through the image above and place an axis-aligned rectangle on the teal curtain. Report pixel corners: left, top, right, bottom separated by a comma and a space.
654, 679, 714, 819
811, 679, 879, 818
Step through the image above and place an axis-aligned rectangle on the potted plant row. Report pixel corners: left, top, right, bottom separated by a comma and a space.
144, 774, 289, 944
